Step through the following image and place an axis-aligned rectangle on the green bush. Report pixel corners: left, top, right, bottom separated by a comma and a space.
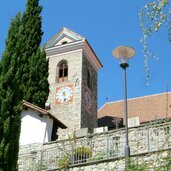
75, 146, 92, 158
58, 155, 70, 170
74, 146, 92, 163
94, 151, 106, 160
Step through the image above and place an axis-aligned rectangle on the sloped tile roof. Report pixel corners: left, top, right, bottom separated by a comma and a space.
98, 92, 171, 124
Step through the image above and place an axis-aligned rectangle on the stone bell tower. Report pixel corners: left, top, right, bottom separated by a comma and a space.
45, 28, 102, 137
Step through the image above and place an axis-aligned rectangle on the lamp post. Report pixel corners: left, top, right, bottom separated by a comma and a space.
112, 46, 135, 169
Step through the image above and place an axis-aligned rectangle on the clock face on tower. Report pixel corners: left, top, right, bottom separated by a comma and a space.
84, 90, 92, 112
56, 85, 73, 104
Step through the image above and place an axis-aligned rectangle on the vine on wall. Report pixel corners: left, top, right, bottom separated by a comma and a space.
139, 0, 171, 84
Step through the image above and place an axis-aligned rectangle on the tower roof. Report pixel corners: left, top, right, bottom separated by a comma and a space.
45, 27, 85, 48
45, 27, 103, 71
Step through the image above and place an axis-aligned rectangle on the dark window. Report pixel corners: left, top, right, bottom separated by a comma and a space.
59, 69, 63, 78
87, 69, 91, 89
58, 62, 68, 83
64, 68, 68, 77
61, 41, 67, 45
51, 121, 58, 141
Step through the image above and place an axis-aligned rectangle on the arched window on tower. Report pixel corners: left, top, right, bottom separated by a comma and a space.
57, 61, 68, 83
87, 69, 91, 89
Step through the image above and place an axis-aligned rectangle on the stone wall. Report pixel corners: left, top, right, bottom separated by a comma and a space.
18, 121, 171, 170
69, 150, 170, 171
81, 53, 98, 132
47, 50, 83, 136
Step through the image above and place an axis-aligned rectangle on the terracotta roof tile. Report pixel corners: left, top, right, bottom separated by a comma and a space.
98, 92, 171, 124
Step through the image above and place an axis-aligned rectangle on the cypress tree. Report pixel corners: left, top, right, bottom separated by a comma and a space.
26, 47, 49, 108
18, 0, 49, 108
0, 13, 22, 171
0, 0, 49, 170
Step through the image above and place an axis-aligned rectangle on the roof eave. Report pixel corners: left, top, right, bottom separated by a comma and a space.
21, 100, 67, 129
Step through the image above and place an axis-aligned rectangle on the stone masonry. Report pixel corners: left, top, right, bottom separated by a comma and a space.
81, 53, 98, 132
18, 121, 171, 170
45, 28, 102, 139
47, 50, 83, 132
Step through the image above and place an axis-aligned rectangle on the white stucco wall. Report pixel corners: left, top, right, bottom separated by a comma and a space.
19, 109, 53, 145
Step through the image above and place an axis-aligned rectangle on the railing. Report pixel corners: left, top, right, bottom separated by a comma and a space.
18, 121, 171, 171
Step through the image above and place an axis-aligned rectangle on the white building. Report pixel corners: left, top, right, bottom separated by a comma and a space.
19, 101, 66, 145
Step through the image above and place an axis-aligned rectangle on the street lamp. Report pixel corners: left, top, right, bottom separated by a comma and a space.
112, 45, 135, 169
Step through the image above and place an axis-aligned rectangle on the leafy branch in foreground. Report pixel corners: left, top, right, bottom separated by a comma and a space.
139, 0, 171, 84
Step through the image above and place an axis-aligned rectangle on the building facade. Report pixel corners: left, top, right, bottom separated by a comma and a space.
45, 28, 102, 137
20, 101, 66, 145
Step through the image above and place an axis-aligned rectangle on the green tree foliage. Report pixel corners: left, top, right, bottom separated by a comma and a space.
139, 0, 171, 83
0, 0, 49, 170
0, 13, 22, 171
17, 0, 49, 108
26, 47, 49, 108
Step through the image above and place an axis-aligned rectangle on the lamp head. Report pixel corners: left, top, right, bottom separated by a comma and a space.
112, 46, 135, 69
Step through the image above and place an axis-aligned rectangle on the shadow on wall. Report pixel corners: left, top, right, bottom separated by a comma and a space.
98, 116, 123, 130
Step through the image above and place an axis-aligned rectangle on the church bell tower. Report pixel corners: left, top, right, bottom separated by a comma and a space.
45, 28, 102, 137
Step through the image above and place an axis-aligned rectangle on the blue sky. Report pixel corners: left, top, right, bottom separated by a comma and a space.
0, 0, 171, 109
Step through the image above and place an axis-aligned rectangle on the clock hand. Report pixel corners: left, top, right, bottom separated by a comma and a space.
63, 91, 66, 96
